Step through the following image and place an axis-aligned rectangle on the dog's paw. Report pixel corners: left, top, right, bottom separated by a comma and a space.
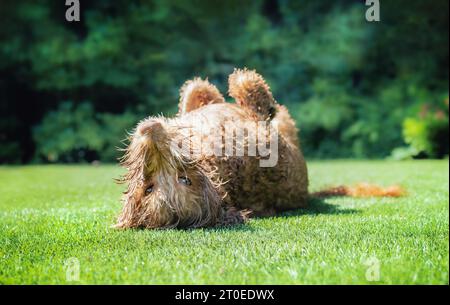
179, 78, 224, 114
218, 207, 252, 226
228, 68, 277, 120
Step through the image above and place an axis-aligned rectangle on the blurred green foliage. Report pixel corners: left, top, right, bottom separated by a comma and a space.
0, 0, 448, 163
395, 98, 449, 159
33, 102, 136, 162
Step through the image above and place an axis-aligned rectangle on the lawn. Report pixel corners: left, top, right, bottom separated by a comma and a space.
0, 160, 448, 284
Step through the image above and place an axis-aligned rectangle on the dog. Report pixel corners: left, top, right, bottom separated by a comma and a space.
116, 68, 403, 229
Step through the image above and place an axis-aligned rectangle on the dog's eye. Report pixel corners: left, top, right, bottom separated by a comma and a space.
178, 176, 192, 186
145, 185, 154, 195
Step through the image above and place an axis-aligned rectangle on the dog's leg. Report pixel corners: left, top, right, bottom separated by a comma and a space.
178, 78, 225, 115
228, 68, 277, 120
217, 207, 252, 227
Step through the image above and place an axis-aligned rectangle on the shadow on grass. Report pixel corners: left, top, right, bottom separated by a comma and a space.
206, 224, 255, 232
206, 197, 360, 232
277, 197, 360, 218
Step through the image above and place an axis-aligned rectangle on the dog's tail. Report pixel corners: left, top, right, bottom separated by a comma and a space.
311, 183, 406, 198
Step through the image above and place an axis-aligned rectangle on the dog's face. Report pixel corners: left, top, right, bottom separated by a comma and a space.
116, 118, 222, 229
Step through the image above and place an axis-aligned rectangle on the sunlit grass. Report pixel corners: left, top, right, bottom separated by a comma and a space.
0, 160, 448, 284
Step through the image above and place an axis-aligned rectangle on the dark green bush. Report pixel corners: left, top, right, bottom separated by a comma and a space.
33, 102, 138, 163
1, 0, 448, 162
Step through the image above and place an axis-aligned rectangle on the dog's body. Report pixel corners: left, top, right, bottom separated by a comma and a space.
177, 102, 309, 215
117, 69, 309, 229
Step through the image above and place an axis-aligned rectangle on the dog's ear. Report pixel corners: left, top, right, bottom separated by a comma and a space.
178, 78, 225, 115
228, 68, 277, 120
115, 192, 141, 229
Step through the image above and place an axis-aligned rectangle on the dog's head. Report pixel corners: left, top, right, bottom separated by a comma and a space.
116, 118, 222, 229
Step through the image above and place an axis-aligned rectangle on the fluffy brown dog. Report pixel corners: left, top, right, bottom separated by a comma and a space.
116, 68, 308, 229
115, 68, 404, 229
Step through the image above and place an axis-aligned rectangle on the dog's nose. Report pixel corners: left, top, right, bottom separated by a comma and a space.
137, 120, 165, 142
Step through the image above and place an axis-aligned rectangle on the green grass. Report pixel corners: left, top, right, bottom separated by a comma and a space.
0, 160, 448, 284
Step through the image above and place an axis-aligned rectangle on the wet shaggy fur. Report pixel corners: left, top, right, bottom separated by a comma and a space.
116, 68, 309, 229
